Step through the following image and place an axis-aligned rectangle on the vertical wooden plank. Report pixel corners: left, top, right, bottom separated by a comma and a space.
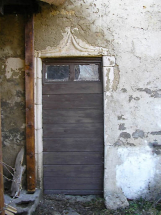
0, 97, 5, 215
25, 14, 35, 193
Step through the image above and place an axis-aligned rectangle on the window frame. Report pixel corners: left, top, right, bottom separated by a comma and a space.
42, 57, 102, 83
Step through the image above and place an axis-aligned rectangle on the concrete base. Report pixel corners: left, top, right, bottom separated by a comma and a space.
4, 189, 42, 215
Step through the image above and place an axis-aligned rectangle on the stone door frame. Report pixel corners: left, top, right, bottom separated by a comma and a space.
34, 27, 115, 195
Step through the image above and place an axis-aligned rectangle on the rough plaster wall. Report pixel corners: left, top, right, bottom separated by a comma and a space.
34, 0, 161, 201
0, 15, 25, 186
34, 1, 111, 50
102, 0, 161, 201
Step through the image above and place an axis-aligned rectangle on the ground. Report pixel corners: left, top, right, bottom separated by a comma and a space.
32, 195, 161, 215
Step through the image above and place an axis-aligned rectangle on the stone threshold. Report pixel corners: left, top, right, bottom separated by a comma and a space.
4, 189, 42, 215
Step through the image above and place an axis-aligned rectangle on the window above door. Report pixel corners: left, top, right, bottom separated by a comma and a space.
42, 58, 102, 83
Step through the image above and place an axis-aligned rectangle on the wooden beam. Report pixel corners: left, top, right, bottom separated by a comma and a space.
0, 96, 5, 215
25, 14, 36, 193
0, 0, 4, 15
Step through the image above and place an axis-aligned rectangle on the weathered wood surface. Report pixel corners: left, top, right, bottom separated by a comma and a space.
0, 97, 5, 215
25, 14, 35, 192
43, 123, 103, 138
43, 109, 103, 124
43, 138, 103, 152
44, 165, 103, 177
5, 204, 17, 215
11, 147, 26, 197
42, 82, 102, 94
43, 94, 103, 109
43, 152, 103, 165
44, 177, 103, 190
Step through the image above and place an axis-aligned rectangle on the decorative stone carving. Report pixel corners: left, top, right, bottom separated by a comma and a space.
40, 0, 67, 6
35, 27, 109, 58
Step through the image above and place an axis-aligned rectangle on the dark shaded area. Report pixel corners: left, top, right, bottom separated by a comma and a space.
46, 65, 69, 81
16, 200, 34, 208
0, 0, 40, 15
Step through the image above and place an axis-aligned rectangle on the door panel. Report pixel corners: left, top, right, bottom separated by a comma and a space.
43, 138, 103, 152
42, 58, 104, 195
42, 82, 102, 94
43, 109, 103, 124
42, 94, 103, 109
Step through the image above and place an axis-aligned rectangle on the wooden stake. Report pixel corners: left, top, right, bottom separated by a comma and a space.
25, 14, 36, 193
0, 96, 5, 215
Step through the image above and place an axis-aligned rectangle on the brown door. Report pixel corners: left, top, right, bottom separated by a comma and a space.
42, 58, 104, 195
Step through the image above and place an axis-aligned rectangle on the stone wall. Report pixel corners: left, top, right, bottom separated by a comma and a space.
0, 15, 25, 185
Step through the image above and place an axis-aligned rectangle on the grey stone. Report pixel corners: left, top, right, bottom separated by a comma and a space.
4, 189, 42, 215
117, 115, 126, 120
121, 88, 127, 93
129, 95, 133, 102
151, 131, 161, 135
114, 139, 125, 146
104, 192, 129, 210
120, 132, 131, 139
119, 123, 126, 130
151, 90, 161, 98
132, 129, 145, 139
137, 88, 152, 94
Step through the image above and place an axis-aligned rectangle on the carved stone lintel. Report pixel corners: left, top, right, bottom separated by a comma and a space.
35, 27, 109, 58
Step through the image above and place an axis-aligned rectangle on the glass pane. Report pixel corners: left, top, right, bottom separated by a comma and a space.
46, 65, 69, 81
75, 64, 99, 81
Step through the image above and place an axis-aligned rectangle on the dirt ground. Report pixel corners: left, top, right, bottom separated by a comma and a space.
33, 195, 106, 215
32, 194, 161, 215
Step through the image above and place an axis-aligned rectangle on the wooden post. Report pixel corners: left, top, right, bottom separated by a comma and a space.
0, 97, 5, 215
25, 14, 36, 193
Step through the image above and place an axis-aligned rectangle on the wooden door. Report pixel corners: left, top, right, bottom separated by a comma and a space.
42, 58, 104, 195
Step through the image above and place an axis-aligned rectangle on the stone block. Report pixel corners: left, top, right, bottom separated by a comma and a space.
36, 78, 42, 105
35, 105, 42, 130
104, 192, 129, 210
103, 56, 115, 67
